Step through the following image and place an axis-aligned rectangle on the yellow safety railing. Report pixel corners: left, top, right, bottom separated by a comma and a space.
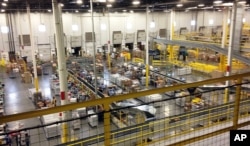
132, 58, 144, 64
152, 60, 168, 66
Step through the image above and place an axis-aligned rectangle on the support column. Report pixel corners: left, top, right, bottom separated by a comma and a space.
145, 6, 149, 88
233, 78, 242, 129
26, 2, 39, 92
225, 2, 244, 102
52, 0, 71, 143
103, 104, 111, 146
90, 0, 98, 96
168, 10, 175, 62
107, 9, 111, 70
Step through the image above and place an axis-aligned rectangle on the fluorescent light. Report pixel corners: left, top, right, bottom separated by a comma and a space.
72, 24, 79, 31
209, 19, 214, 25
108, 0, 115, 2
222, 3, 233, 6
98, 0, 106, 2
1, 26, 9, 33
38, 24, 46, 32
213, 1, 223, 4
187, 6, 197, 10
176, 4, 183, 7
1, 9, 5, 12
4, 0, 8, 2
88, 9, 92, 12
218, 9, 222, 11
130, 10, 134, 13
48, 9, 51, 12
191, 20, 196, 26
76, 0, 83, 4
60, 3, 64, 7
2, 3, 7, 6
101, 23, 107, 30
198, 4, 204, 7
132, 1, 140, 5
150, 21, 156, 28
107, 4, 112, 8
238, 1, 246, 4
75, 10, 79, 13
123, 9, 127, 12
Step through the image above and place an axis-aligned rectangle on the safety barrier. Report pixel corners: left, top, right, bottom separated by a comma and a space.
132, 58, 144, 64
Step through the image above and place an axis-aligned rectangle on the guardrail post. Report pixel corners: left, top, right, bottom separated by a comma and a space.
233, 78, 242, 129
104, 103, 111, 146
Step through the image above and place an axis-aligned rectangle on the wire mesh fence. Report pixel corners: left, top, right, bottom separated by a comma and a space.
0, 77, 250, 146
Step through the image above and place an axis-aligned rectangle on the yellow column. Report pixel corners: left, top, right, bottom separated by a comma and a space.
196, 48, 199, 60
219, 55, 226, 72
233, 78, 242, 129
34, 77, 39, 92
107, 53, 111, 70
168, 45, 174, 62
146, 64, 149, 88
61, 122, 69, 143
104, 104, 111, 146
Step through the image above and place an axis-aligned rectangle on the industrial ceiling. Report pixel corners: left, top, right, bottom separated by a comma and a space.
0, 0, 250, 13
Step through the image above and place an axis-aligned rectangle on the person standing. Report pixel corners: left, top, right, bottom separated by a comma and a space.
25, 133, 30, 146
51, 96, 57, 107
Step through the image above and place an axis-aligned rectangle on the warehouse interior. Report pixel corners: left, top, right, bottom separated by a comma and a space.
0, 0, 250, 146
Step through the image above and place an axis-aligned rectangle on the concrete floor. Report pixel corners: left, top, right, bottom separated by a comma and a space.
0, 64, 218, 146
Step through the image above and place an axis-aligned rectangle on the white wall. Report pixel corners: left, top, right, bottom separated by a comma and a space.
0, 9, 250, 61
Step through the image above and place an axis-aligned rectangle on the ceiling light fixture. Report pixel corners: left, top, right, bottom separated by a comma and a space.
2, 3, 7, 6
107, 4, 112, 8
176, 4, 183, 7
98, 0, 106, 2
4, 0, 8, 2
75, 10, 79, 13
222, 3, 233, 6
123, 9, 127, 12
198, 4, 205, 7
1, 9, 5, 12
213, 1, 223, 4
76, 0, 83, 4
238, 1, 246, 4
130, 10, 134, 13
48, 9, 51, 12
132, 1, 140, 5
108, 0, 115, 2
60, 3, 64, 7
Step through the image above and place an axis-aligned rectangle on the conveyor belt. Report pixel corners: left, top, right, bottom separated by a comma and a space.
68, 70, 105, 98
154, 39, 250, 65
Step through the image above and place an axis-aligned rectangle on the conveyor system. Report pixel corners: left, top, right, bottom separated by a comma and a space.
154, 38, 250, 65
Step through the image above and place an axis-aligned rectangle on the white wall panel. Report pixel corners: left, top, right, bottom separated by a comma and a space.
0, 9, 249, 61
